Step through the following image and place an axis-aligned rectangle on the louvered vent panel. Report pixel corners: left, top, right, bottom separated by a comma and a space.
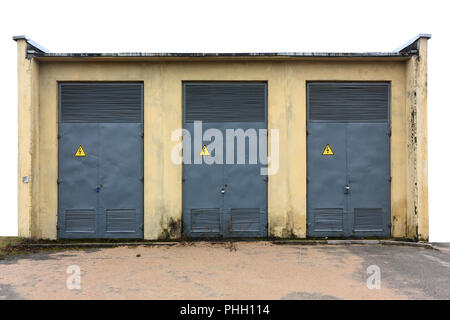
184, 83, 266, 122
191, 208, 220, 233
65, 209, 95, 233
354, 208, 383, 231
308, 83, 389, 121
60, 83, 142, 123
231, 208, 260, 232
106, 209, 137, 232
314, 208, 344, 232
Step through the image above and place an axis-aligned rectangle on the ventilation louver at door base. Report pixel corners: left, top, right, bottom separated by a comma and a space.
230, 208, 260, 232
313, 208, 344, 232
191, 208, 221, 233
65, 209, 95, 233
106, 209, 137, 233
354, 208, 383, 232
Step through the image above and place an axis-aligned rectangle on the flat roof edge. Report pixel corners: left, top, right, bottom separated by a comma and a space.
36, 52, 410, 58
14, 34, 429, 59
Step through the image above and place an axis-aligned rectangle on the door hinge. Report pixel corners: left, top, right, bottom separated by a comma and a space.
388, 176, 392, 182
140, 131, 144, 138
388, 127, 392, 137
57, 178, 62, 184
140, 176, 144, 182
264, 176, 268, 183
57, 133, 62, 139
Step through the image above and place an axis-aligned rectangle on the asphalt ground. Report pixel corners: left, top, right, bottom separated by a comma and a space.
1, 242, 449, 299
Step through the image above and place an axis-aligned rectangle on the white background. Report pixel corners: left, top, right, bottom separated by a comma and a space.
0, 0, 448, 241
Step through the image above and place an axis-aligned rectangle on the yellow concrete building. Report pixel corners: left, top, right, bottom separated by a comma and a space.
14, 34, 430, 241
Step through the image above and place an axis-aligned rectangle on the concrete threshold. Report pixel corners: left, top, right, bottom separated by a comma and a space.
10, 239, 438, 250
14, 242, 179, 248
272, 239, 438, 250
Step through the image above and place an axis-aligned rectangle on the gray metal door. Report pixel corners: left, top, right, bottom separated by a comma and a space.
58, 83, 143, 239
307, 83, 391, 238
183, 83, 268, 238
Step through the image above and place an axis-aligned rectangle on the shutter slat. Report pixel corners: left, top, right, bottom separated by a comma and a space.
184, 83, 266, 122
308, 83, 389, 122
60, 83, 142, 123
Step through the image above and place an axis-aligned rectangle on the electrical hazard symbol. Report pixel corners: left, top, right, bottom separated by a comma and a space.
322, 144, 334, 156
74, 145, 86, 157
200, 145, 210, 156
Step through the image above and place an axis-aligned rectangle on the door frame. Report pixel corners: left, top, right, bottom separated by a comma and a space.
57, 82, 144, 239
305, 81, 391, 238
181, 81, 269, 238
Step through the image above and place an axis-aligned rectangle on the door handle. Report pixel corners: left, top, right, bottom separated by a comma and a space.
220, 184, 227, 194
344, 185, 350, 194
95, 184, 103, 193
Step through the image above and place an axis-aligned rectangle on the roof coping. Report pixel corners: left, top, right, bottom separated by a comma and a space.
13, 34, 431, 59
394, 33, 432, 53
12, 35, 50, 54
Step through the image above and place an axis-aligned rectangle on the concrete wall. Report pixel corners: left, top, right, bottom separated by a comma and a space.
15, 39, 429, 240
406, 38, 429, 241
16, 40, 40, 238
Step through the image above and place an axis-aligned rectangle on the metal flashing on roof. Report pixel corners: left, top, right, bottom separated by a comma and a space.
38, 51, 409, 58
12, 34, 430, 60
394, 33, 432, 53
12, 35, 50, 54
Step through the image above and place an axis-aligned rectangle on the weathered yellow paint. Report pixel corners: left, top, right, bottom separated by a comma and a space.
15, 39, 429, 241
405, 38, 429, 241
16, 39, 40, 238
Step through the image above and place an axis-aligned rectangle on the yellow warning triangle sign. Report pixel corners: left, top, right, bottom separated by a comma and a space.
322, 144, 334, 155
74, 145, 86, 157
200, 145, 210, 156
